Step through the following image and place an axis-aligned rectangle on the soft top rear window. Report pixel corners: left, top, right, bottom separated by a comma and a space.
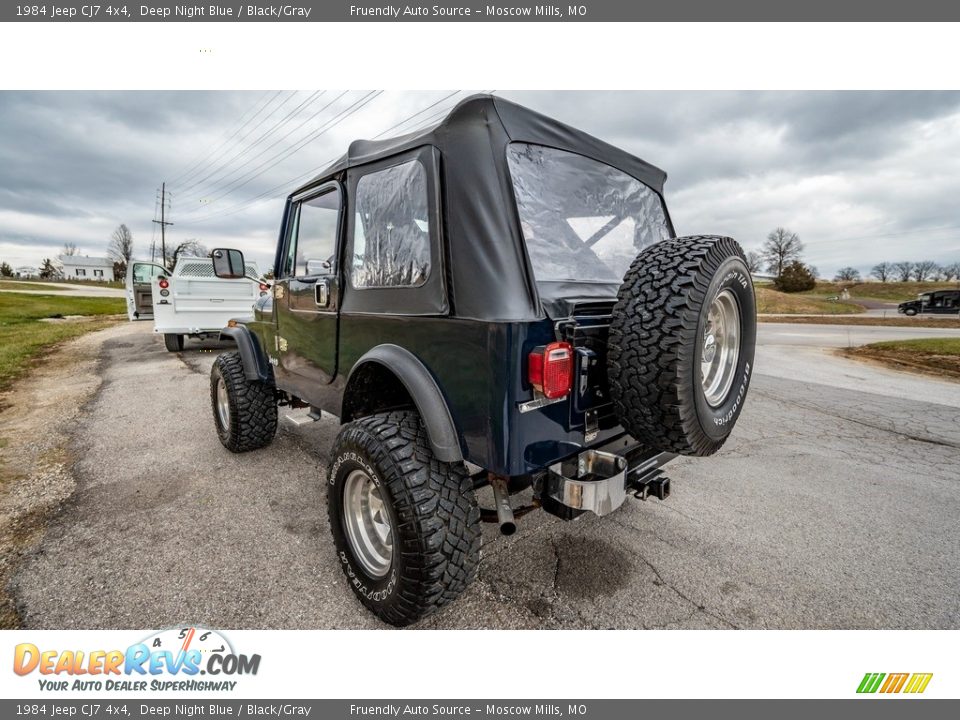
507, 143, 670, 283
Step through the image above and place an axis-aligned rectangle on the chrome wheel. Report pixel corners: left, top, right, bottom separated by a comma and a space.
343, 469, 393, 577
215, 376, 231, 429
701, 289, 741, 407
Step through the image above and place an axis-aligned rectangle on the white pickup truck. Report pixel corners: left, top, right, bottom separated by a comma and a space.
125, 257, 267, 351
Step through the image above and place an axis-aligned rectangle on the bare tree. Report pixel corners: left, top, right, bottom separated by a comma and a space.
761, 227, 803, 278
893, 261, 914, 282
834, 267, 861, 282
745, 250, 763, 274
870, 261, 893, 282
108, 223, 134, 277
62, 241, 78, 257
168, 239, 208, 271
941, 262, 960, 282
912, 260, 939, 282
807, 265, 819, 280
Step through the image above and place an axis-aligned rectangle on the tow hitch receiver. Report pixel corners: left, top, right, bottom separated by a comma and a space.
629, 472, 670, 501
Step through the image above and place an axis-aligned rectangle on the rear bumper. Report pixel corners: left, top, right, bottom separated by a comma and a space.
542, 436, 675, 516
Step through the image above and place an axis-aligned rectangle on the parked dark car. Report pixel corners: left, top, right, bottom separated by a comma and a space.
208, 95, 757, 625
898, 289, 960, 316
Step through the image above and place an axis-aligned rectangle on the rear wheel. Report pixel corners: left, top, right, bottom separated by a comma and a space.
608, 235, 756, 456
163, 333, 184, 352
327, 410, 481, 626
210, 351, 277, 452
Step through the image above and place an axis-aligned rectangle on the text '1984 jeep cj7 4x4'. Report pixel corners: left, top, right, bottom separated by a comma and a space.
209, 95, 756, 626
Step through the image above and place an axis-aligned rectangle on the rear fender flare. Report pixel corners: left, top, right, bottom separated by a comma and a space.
343, 345, 463, 464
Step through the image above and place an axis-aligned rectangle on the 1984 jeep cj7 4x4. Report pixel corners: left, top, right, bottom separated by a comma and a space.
209, 95, 756, 626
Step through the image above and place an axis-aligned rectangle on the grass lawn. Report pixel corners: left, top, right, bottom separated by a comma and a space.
0, 277, 125, 290
0, 292, 125, 391
0, 280, 54, 292
844, 338, 960, 380
803, 281, 959, 304
755, 287, 864, 315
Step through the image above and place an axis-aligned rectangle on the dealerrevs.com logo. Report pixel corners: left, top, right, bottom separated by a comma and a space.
13, 626, 261, 692
857, 673, 933, 694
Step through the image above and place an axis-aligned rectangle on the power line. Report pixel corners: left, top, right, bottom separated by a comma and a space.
372, 90, 461, 139
176, 91, 382, 221
177, 90, 471, 227
170, 91, 291, 191
175, 90, 343, 206
174, 91, 304, 196
168, 91, 279, 186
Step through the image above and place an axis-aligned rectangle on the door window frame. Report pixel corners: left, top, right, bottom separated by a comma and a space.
280, 181, 344, 281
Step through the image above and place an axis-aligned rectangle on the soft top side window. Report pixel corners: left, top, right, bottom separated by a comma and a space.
350, 159, 431, 289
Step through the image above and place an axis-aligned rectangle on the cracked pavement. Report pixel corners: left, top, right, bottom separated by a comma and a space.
9, 322, 960, 629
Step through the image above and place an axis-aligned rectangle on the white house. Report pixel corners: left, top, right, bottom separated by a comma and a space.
58, 255, 115, 282
14, 266, 39, 278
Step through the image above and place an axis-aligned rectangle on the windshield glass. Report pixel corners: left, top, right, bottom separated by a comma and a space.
507, 143, 670, 283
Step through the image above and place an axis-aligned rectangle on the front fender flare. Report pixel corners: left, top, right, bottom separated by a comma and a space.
344, 345, 463, 464
220, 325, 272, 383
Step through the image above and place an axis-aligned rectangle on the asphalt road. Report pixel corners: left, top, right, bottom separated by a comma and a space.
10, 322, 960, 629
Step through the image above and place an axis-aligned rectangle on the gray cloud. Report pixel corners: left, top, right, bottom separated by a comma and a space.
1, 90, 958, 277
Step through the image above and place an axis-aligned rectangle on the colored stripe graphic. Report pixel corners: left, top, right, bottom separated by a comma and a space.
857, 672, 933, 694
857, 673, 885, 693
903, 673, 933, 694
880, 673, 909, 693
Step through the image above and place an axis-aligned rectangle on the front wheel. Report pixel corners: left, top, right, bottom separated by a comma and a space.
608, 235, 757, 457
327, 411, 480, 626
210, 351, 278, 453
904, 308, 917, 316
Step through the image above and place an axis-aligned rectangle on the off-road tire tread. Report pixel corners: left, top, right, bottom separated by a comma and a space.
328, 411, 481, 626
211, 351, 277, 453
608, 235, 747, 456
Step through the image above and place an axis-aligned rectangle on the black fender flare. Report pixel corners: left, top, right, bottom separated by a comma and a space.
220, 325, 272, 383
343, 345, 463, 464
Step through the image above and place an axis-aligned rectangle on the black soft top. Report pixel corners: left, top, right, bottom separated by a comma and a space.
290, 94, 671, 321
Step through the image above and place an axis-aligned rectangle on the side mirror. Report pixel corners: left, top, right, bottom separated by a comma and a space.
212, 248, 246, 279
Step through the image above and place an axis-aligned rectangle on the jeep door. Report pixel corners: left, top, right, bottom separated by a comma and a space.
273, 183, 342, 392
125, 261, 166, 321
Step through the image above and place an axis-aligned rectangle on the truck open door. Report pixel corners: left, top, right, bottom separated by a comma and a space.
126, 261, 166, 321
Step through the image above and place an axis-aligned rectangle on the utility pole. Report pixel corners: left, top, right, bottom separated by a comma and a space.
152, 182, 174, 268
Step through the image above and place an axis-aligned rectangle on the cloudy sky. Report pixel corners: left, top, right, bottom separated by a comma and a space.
1, 90, 959, 277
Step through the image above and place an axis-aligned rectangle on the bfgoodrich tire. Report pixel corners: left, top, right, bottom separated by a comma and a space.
164, 333, 184, 352
608, 235, 756, 456
327, 411, 481, 627
210, 351, 277, 453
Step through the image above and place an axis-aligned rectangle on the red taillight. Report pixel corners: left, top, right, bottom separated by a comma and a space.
528, 341, 573, 399
158, 278, 169, 289
259, 283, 269, 292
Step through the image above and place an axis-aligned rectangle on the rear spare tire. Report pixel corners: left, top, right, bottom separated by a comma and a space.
608, 235, 756, 456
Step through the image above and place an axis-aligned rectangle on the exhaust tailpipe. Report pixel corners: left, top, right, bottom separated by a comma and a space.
489, 475, 516, 536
